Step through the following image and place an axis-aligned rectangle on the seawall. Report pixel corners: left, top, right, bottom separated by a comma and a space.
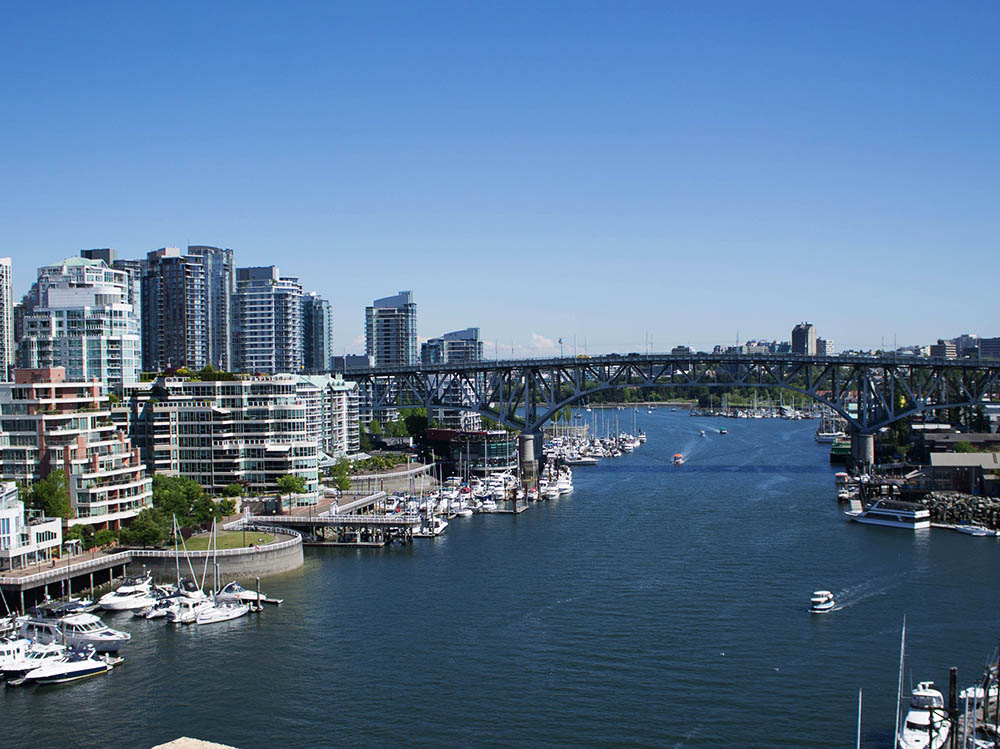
128, 532, 303, 582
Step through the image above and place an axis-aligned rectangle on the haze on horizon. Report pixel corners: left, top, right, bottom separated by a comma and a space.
1, 1, 996, 356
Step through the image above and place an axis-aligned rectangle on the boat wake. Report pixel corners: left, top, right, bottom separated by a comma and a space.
828, 579, 895, 611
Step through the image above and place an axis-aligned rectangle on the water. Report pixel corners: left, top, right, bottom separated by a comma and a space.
6, 413, 1000, 747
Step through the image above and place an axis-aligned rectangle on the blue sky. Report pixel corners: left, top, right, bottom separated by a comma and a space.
1, 1, 997, 354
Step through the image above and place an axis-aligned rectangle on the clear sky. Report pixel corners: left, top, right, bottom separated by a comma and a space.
2, 1, 997, 355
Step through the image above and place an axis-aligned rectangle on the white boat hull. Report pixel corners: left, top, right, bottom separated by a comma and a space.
844, 511, 930, 530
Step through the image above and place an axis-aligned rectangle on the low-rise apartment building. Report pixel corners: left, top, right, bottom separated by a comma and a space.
0, 482, 62, 570
0, 368, 152, 528
114, 374, 321, 504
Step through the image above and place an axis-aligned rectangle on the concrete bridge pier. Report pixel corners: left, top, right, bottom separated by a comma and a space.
851, 432, 875, 469
519, 433, 541, 484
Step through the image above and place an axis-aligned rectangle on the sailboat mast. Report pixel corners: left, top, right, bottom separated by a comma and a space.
894, 616, 906, 748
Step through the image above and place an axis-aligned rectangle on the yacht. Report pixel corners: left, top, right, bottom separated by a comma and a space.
563, 454, 598, 467
19, 609, 131, 652
809, 590, 835, 613
196, 600, 249, 625
898, 681, 950, 749
844, 499, 931, 530
17, 645, 117, 685
98, 572, 156, 611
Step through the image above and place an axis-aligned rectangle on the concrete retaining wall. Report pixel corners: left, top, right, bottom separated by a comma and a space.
128, 533, 303, 583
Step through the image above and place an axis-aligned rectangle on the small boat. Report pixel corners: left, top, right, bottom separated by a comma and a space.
17, 645, 117, 685
719, 428, 727, 435
0, 638, 31, 671
673, 453, 684, 466
414, 516, 449, 537
699, 430, 707, 437
166, 597, 212, 625
196, 600, 249, 625
953, 524, 999, 537
898, 681, 950, 749
844, 499, 931, 530
1, 642, 67, 681
809, 590, 835, 613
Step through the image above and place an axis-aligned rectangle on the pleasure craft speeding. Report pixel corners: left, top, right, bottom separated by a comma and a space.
809, 590, 835, 613
898, 681, 950, 749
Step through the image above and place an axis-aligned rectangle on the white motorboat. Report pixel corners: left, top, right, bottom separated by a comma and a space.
953, 524, 999, 537
18, 645, 117, 685
19, 610, 131, 652
414, 516, 448, 537
1, 642, 67, 680
699, 430, 707, 437
196, 600, 249, 625
98, 572, 156, 611
166, 597, 212, 625
844, 499, 931, 530
809, 590, 836, 613
673, 453, 685, 466
898, 681, 950, 749
479, 499, 499, 513
0, 637, 30, 671
563, 454, 598, 467
215, 581, 268, 605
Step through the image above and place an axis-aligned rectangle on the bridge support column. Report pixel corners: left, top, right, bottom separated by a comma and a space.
852, 432, 875, 469
519, 433, 540, 485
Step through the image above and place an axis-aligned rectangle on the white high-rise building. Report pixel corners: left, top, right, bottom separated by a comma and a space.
0, 258, 13, 380
18, 257, 141, 387
366, 291, 417, 366
234, 266, 303, 374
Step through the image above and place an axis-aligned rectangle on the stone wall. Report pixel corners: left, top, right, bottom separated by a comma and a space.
128, 533, 303, 583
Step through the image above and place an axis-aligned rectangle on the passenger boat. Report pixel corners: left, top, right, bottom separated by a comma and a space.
809, 590, 835, 613
19, 609, 131, 652
673, 453, 684, 466
898, 681, 950, 749
844, 499, 931, 530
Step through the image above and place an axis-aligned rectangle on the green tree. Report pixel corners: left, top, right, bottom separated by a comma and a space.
401, 408, 429, 440
329, 459, 353, 492
27, 470, 71, 519
80, 524, 95, 550
223, 483, 245, 498
94, 528, 118, 547
367, 420, 383, 436
954, 441, 978, 453
151, 474, 206, 525
384, 419, 409, 438
217, 498, 237, 516
276, 474, 307, 511
120, 508, 169, 548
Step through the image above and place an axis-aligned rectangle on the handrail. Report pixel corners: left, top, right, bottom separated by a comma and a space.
0, 551, 132, 586
240, 513, 421, 526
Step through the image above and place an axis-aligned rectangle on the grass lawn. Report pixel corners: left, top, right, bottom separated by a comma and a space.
183, 530, 276, 551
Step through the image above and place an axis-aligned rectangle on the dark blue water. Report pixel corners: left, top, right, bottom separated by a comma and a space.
6, 413, 1000, 747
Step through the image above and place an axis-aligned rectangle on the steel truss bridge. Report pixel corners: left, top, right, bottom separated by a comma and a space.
349, 354, 1000, 436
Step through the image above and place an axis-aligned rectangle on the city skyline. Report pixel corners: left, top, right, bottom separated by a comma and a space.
2, 3, 998, 354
